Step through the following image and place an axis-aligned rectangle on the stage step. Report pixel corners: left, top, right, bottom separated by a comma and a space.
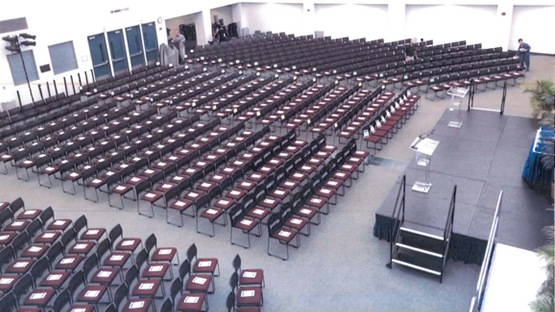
400, 221, 444, 241
392, 249, 443, 276
395, 242, 443, 258
400, 231, 445, 255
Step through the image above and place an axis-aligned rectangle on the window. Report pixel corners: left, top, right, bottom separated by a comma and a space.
48, 41, 78, 75
7, 50, 39, 86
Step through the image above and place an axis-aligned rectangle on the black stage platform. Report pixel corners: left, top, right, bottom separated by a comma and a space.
373, 109, 553, 264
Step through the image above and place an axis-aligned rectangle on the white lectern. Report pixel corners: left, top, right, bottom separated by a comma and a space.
446, 86, 469, 128
410, 137, 440, 193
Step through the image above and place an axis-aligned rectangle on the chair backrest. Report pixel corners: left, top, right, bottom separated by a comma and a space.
144, 233, 157, 255
0, 246, 15, 271
47, 241, 64, 267
103, 303, 117, 312
52, 288, 71, 312
267, 213, 281, 237
160, 298, 173, 312
125, 264, 139, 288
169, 277, 183, 303
73, 215, 88, 236
0, 208, 12, 228
0, 291, 17, 311
12, 231, 29, 251
226, 291, 236, 312
67, 270, 85, 297
9, 197, 25, 216
134, 179, 151, 195
229, 271, 239, 291
60, 227, 77, 248
186, 243, 197, 263
109, 224, 123, 246
113, 283, 129, 309
30, 257, 50, 287
26, 218, 42, 239
178, 259, 190, 280
13, 272, 32, 299
92, 237, 108, 261
135, 248, 148, 271
83, 253, 99, 279
39, 206, 54, 227
232, 254, 241, 272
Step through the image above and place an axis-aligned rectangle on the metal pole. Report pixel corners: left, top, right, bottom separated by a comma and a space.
64, 77, 69, 95
70, 75, 76, 94
84, 71, 89, 85
77, 73, 82, 86
38, 84, 44, 102
91, 69, 95, 82
16, 90, 22, 109
53, 80, 58, 96
18, 43, 35, 104
46, 81, 52, 98
500, 80, 507, 115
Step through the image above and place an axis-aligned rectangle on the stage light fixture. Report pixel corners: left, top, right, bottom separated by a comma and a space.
2, 35, 18, 43
20, 40, 36, 47
5, 45, 20, 53
19, 33, 36, 40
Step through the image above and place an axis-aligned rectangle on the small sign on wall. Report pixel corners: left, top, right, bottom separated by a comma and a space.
39, 64, 51, 73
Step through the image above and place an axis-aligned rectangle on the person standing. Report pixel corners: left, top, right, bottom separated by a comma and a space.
516, 39, 531, 71
404, 39, 418, 61
171, 30, 186, 64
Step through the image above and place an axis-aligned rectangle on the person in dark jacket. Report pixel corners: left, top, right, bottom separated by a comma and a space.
516, 39, 531, 71
404, 39, 418, 61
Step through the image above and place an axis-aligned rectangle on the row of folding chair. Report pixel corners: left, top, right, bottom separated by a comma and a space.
216, 78, 295, 121
265, 139, 367, 260
307, 86, 363, 139
238, 81, 320, 127
336, 89, 393, 144
134, 122, 255, 217
364, 90, 421, 151
164, 128, 282, 229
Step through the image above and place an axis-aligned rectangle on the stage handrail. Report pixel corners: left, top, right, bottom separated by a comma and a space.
441, 185, 457, 281
469, 191, 503, 312
387, 175, 406, 269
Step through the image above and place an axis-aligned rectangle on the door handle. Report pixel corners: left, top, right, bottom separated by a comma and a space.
99, 44, 105, 62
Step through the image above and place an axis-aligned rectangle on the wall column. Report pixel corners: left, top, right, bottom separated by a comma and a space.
302, 3, 315, 36
387, 3, 406, 42
496, 4, 514, 51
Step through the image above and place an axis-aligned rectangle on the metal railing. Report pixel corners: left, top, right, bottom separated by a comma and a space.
469, 191, 503, 312
440, 185, 457, 283
387, 175, 406, 269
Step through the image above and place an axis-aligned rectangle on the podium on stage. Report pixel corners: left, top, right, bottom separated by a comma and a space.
410, 136, 440, 193
446, 86, 469, 128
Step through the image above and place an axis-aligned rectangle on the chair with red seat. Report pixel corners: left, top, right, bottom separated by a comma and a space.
232, 254, 264, 288
180, 259, 215, 295
128, 263, 165, 311
267, 213, 299, 261
226, 291, 260, 312
77, 257, 114, 312
174, 277, 209, 312
187, 243, 220, 278
109, 224, 141, 254
229, 272, 263, 308
229, 204, 261, 249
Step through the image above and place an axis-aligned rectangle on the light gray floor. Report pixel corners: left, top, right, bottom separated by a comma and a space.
0, 55, 553, 312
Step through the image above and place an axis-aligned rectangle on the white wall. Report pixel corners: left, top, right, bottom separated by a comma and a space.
211, 5, 235, 25
1, 0, 553, 107
0, 0, 233, 106
314, 4, 388, 41
165, 12, 204, 44
405, 5, 498, 48
240, 3, 304, 35
509, 5, 555, 54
